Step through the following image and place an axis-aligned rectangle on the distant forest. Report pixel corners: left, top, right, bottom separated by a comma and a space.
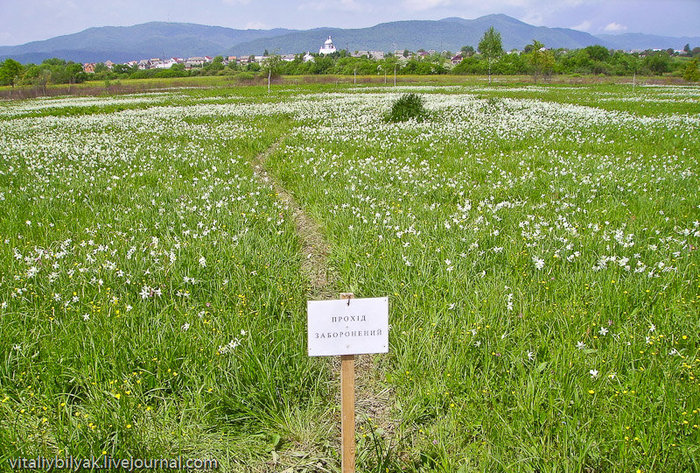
2, 42, 700, 88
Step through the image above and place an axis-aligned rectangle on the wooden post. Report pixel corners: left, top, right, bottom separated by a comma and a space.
340, 293, 355, 473
308, 294, 388, 472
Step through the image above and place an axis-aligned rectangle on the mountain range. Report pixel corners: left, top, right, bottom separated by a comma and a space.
1, 14, 698, 64
0, 23, 295, 64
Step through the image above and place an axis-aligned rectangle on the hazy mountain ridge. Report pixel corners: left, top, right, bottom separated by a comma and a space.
0, 22, 295, 63
228, 14, 611, 55
0, 15, 696, 64
597, 33, 700, 51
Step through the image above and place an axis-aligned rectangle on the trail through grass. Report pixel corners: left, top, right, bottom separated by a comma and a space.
251, 136, 335, 300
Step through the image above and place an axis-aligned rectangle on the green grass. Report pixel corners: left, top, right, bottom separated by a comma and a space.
267, 85, 700, 471
1, 82, 698, 472
0, 106, 331, 469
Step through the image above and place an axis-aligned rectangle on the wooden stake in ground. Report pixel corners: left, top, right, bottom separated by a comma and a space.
340, 293, 356, 473
307, 294, 388, 473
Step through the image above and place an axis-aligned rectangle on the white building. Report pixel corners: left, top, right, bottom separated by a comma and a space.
155, 58, 182, 69
185, 57, 206, 67
319, 36, 337, 55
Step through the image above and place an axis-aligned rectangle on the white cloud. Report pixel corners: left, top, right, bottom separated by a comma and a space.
603, 22, 627, 32
221, 0, 251, 5
521, 12, 544, 26
572, 20, 592, 31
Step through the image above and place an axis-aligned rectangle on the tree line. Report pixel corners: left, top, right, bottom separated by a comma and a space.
2, 33, 699, 88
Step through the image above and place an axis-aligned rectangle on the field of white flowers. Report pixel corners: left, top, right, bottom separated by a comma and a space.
1, 82, 698, 472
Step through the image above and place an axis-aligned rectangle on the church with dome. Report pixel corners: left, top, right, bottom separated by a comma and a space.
319, 36, 337, 55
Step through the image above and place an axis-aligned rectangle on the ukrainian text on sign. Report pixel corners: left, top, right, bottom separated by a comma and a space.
307, 297, 389, 356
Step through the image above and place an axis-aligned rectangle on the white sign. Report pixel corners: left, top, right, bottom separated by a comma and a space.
307, 297, 389, 357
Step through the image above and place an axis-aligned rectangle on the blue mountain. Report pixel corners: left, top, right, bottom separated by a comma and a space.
1, 15, 696, 64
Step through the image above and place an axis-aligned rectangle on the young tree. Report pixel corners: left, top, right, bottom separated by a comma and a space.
94, 63, 109, 74
626, 53, 642, 89
461, 45, 475, 57
383, 55, 399, 86
261, 54, 281, 93
478, 27, 503, 84
206, 55, 224, 73
527, 40, 554, 81
36, 69, 51, 96
112, 63, 132, 74
0, 58, 22, 88
65, 62, 85, 90
643, 52, 670, 75
683, 58, 700, 82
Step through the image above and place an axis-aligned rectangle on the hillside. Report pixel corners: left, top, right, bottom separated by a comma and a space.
230, 14, 610, 55
0, 22, 295, 63
1, 15, 697, 64
596, 33, 700, 51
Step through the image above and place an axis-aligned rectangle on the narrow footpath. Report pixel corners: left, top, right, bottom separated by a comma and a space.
252, 136, 397, 468
251, 137, 336, 299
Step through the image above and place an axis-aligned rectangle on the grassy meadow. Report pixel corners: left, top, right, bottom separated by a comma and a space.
0, 80, 698, 472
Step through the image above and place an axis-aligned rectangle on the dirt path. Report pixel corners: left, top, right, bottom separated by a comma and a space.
252, 137, 337, 300
252, 136, 397, 469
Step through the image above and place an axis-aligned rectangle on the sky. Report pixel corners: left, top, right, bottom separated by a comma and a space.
1, 0, 699, 46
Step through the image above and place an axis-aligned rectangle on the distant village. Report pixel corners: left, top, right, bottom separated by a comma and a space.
0, 33, 692, 87
81, 34, 691, 74
82, 37, 390, 73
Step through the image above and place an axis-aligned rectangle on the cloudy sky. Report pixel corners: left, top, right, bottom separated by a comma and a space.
1, 0, 699, 46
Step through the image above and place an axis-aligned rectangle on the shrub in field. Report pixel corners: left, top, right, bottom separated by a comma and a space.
683, 58, 699, 82
235, 71, 257, 83
385, 93, 428, 122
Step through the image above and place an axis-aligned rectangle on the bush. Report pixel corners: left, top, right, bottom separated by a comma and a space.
235, 71, 256, 81
385, 93, 428, 122
683, 59, 700, 82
